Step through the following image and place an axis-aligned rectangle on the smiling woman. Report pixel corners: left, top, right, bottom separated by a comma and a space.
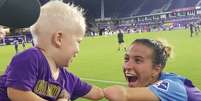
123, 39, 172, 88
104, 38, 201, 101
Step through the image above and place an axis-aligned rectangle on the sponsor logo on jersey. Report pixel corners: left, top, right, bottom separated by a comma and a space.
153, 80, 169, 91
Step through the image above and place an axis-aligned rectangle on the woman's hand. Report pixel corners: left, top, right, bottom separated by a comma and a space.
104, 85, 127, 101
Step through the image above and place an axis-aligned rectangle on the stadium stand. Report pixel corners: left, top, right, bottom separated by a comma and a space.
167, 0, 199, 11
39, 0, 201, 18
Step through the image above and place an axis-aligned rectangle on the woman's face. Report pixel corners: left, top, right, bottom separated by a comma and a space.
123, 43, 161, 87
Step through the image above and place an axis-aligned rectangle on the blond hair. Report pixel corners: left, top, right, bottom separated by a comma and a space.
30, 1, 86, 44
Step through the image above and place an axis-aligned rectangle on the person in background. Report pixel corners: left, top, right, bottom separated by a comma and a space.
13, 39, 19, 54
0, 1, 104, 101
189, 23, 194, 37
117, 29, 126, 51
0, 26, 10, 39
104, 38, 201, 101
21, 39, 26, 49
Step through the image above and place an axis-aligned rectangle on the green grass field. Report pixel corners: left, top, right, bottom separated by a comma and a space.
0, 29, 201, 101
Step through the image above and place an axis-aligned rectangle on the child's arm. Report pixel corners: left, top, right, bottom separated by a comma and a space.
7, 87, 47, 101
103, 85, 159, 101
82, 85, 104, 100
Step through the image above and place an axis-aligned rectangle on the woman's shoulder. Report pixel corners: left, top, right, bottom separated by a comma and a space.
160, 72, 186, 83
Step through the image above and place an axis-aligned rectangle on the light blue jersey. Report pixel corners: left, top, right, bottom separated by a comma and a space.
149, 72, 201, 101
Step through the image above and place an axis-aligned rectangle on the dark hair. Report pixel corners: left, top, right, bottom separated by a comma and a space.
132, 38, 172, 69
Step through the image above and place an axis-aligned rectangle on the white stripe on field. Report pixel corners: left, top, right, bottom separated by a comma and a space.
81, 78, 127, 85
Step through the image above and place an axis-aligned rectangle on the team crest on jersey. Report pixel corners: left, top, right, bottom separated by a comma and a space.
153, 80, 169, 91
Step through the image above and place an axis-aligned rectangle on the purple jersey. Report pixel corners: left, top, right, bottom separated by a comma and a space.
0, 47, 92, 101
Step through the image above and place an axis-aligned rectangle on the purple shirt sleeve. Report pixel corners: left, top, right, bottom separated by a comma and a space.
69, 73, 92, 100
6, 50, 38, 91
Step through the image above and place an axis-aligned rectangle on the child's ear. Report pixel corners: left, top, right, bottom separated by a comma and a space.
52, 31, 63, 48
